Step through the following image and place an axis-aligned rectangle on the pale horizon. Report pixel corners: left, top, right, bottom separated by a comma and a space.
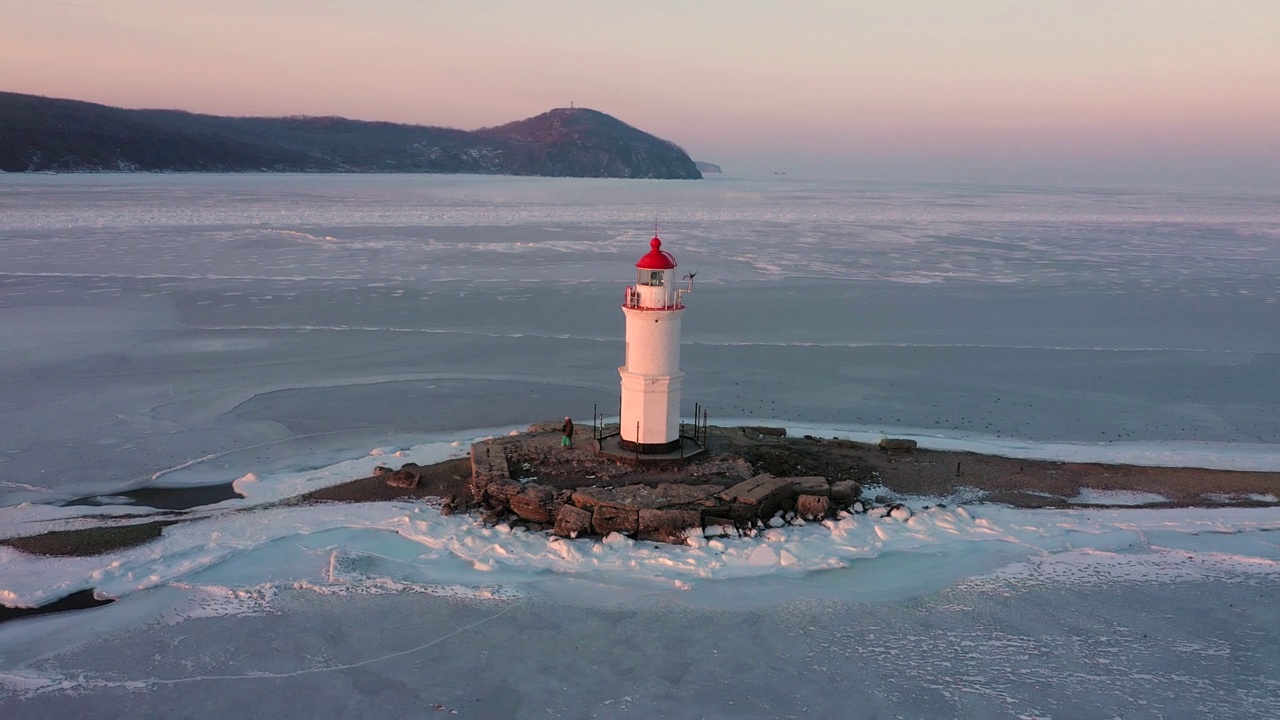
5, 0, 1279, 189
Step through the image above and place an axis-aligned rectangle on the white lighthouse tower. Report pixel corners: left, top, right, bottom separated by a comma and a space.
619, 235, 688, 453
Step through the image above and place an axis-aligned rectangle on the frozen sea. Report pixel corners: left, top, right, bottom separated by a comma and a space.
2, 173, 1279, 718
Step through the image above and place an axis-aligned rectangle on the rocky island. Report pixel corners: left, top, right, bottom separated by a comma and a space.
329, 423, 1280, 542
4, 422, 1278, 622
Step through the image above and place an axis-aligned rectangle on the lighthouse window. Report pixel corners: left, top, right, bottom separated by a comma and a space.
648, 271, 663, 286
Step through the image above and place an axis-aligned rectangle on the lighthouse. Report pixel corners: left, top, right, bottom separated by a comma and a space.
619, 235, 689, 453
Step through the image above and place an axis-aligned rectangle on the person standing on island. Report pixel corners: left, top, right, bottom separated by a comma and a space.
561, 416, 574, 448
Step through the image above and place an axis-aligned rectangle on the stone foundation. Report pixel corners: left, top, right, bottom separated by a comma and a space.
460, 424, 865, 543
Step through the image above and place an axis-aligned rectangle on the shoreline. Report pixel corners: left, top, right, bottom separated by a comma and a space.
3, 427, 1277, 621
2, 425, 1269, 548
2, 426, 1274, 557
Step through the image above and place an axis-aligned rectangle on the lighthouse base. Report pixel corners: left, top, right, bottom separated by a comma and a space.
618, 371, 684, 450
596, 433, 706, 465
619, 437, 683, 454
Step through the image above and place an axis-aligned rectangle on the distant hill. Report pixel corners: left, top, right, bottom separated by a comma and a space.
695, 161, 722, 173
0, 93, 702, 179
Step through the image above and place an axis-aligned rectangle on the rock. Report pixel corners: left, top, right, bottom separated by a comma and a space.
795, 494, 831, 521
887, 503, 912, 521
592, 505, 639, 535
717, 474, 771, 503
483, 478, 523, 511
790, 476, 830, 496
386, 470, 419, 489
571, 487, 621, 510
554, 504, 593, 538
469, 441, 511, 502
744, 426, 787, 438
688, 455, 755, 481
440, 496, 456, 516
742, 444, 875, 484
572, 483, 720, 511
830, 480, 862, 506
878, 438, 918, 453
651, 482, 725, 507
638, 509, 702, 544
372, 465, 392, 476
510, 484, 559, 523
718, 474, 794, 517
702, 515, 737, 536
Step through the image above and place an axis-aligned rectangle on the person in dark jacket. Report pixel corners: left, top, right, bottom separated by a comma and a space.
561, 417, 574, 448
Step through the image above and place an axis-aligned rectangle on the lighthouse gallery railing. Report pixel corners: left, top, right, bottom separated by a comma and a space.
623, 285, 685, 310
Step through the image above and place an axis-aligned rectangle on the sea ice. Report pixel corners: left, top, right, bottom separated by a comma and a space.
3, 174, 1279, 717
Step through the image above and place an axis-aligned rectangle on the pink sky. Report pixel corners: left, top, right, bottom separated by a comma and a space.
4, 0, 1278, 187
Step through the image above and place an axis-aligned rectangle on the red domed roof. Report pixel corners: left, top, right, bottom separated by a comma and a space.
635, 236, 676, 270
